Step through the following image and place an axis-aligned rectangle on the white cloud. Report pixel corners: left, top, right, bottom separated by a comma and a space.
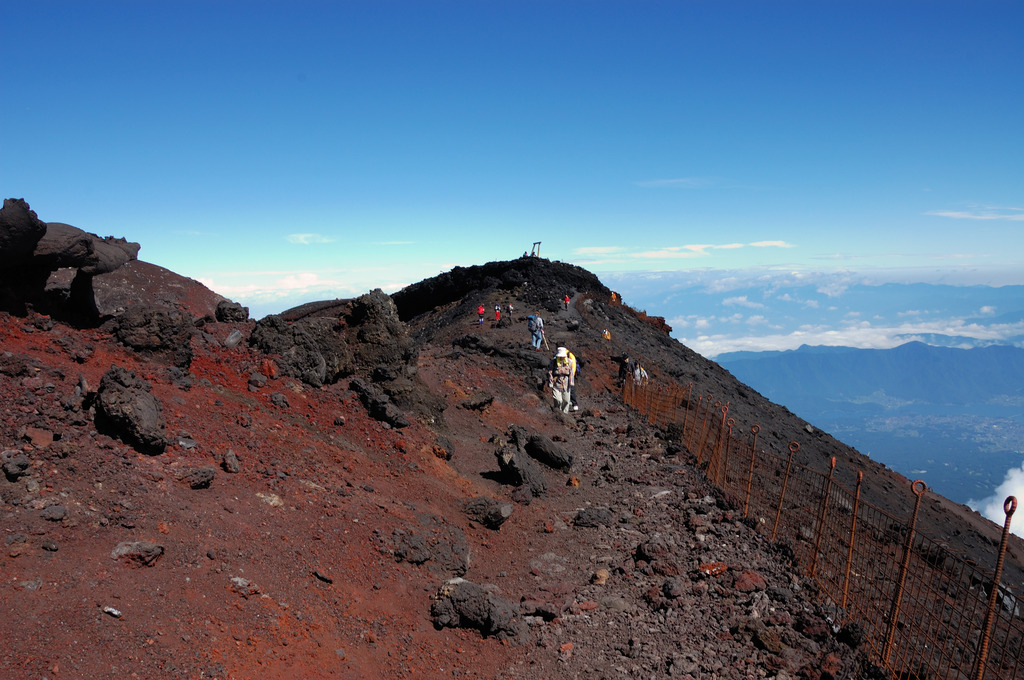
816, 282, 850, 297
969, 465, 1024, 538
723, 296, 764, 309
750, 240, 795, 248
690, 316, 1024, 358
978, 306, 996, 315
927, 207, 1024, 222
575, 246, 624, 255
287, 233, 335, 245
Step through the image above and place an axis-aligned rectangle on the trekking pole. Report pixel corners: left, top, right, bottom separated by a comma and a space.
542, 330, 549, 350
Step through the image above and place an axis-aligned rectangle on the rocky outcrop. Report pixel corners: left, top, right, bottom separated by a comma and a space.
392, 257, 610, 321
0, 198, 47, 265
249, 315, 353, 387
215, 299, 249, 322
250, 290, 419, 400
91, 259, 230, 320
343, 289, 412, 369
0, 199, 141, 322
32, 222, 139, 275
0, 199, 238, 325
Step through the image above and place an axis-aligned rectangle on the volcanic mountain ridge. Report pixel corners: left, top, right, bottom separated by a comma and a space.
1, 198, 1020, 680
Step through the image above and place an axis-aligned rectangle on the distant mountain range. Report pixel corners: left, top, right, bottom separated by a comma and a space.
717, 342, 1024, 505
599, 271, 1024, 357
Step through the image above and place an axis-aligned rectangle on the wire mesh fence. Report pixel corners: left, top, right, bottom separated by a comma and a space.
622, 379, 1023, 680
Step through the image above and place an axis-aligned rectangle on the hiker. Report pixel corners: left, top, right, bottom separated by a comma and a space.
564, 294, 571, 310
477, 304, 485, 324
548, 346, 575, 413
632, 361, 649, 386
506, 302, 514, 318
527, 313, 544, 350
494, 305, 501, 322
619, 357, 633, 384
565, 348, 581, 411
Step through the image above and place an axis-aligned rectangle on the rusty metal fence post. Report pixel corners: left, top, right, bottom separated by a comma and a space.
973, 496, 1019, 680
718, 417, 735, 487
743, 425, 760, 518
882, 480, 927, 669
809, 457, 837, 577
841, 470, 863, 610
770, 442, 800, 542
686, 394, 703, 452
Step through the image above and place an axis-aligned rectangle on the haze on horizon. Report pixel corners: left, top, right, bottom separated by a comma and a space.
4, 1, 1022, 351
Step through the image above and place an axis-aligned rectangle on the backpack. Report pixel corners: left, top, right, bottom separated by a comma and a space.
527, 315, 537, 332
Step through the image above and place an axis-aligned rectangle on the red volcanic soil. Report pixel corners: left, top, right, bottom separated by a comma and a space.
2, 255, 1021, 680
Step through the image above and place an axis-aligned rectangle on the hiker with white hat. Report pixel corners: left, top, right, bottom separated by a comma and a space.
547, 346, 576, 413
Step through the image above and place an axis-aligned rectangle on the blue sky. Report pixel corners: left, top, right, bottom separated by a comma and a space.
4, 1, 1023, 320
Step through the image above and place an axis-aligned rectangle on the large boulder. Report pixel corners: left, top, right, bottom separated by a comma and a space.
525, 433, 574, 470
110, 305, 195, 367
430, 578, 527, 642
463, 497, 514, 530
94, 365, 167, 454
494, 443, 547, 499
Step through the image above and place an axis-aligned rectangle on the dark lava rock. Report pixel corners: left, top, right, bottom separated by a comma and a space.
525, 433, 574, 470
460, 391, 494, 411
393, 523, 470, 577
110, 540, 165, 567
40, 505, 68, 522
349, 378, 410, 428
392, 257, 610, 321
574, 506, 615, 528
494, 444, 547, 498
430, 578, 527, 642
215, 299, 249, 322
2, 451, 31, 481
249, 314, 352, 387
110, 305, 195, 367
0, 198, 47, 265
342, 289, 412, 370
33, 222, 139, 276
463, 497, 514, 529
177, 466, 216, 489
95, 365, 167, 455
